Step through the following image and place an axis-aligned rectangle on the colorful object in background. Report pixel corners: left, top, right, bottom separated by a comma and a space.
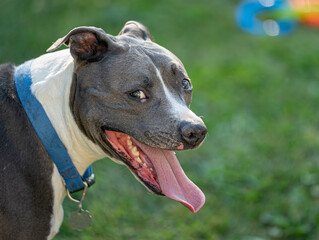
236, 0, 319, 36
291, 0, 319, 26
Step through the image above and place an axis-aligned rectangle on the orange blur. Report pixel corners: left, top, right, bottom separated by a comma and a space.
290, 0, 319, 26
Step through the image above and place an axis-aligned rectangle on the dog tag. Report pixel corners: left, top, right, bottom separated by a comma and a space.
69, 209, 92, 231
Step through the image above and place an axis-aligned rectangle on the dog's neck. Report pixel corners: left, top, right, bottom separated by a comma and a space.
30, 49, 106, 175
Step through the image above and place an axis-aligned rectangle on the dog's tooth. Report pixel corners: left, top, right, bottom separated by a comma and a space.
131, 146, 139, 156
135, 157, 142, 163
127, 138, 132, 146
143, 163, 147, 167
150, 168, 153, 172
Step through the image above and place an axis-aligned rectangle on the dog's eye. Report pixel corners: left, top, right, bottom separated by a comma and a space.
129, 90, 147, 99
182, 79, 192, 90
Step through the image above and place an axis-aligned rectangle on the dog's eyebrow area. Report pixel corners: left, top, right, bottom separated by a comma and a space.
142, 77, 153, 88
123, 77, 154, 92
171, 63, 178, 74
138, 77, 154, 89
169, 62, 188, 79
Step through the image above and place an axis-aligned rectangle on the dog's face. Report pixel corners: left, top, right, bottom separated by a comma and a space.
48, 21, 207, 212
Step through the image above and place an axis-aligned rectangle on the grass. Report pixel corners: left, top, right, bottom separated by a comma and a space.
1, 0, 319, 239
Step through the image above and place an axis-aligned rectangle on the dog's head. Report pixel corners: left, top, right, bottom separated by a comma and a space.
47, 21, 207, 212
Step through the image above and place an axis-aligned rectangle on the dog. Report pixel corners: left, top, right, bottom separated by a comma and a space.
0, 21, 207, 239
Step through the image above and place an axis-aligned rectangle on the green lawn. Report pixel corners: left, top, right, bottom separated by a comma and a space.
1, 0, 319, 239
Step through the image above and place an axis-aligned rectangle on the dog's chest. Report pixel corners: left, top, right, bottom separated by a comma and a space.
47, 166, 65, 239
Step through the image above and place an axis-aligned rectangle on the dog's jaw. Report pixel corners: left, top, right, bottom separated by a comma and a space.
104, 130, 162, 193
104, 130, 205, 213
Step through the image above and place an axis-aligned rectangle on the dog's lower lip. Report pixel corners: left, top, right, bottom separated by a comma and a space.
102, 128, 162, 194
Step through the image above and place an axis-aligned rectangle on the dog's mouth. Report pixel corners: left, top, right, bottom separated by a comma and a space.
103, 130, 205, 213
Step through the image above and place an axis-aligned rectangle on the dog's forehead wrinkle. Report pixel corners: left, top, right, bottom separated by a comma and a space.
117, 35, 178, 65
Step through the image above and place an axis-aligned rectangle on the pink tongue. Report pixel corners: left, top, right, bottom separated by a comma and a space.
134, 141, 205, 213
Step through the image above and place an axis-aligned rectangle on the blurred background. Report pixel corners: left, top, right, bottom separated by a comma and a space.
1, 0, 319, 239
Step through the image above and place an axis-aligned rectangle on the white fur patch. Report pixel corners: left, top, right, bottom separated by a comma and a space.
47, 166, 65, 240
30, 49, 107, 239
154, 67, 198, 122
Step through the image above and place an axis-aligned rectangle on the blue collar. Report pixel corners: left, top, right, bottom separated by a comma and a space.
15, 60, 95, 193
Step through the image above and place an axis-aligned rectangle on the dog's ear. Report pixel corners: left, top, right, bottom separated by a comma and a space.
47, 26, 119, 61
118, 21, 152, 41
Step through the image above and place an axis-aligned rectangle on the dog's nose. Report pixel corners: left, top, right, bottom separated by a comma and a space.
180, 121, 207, 147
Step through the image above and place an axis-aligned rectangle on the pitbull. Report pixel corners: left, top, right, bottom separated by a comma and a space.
0, 21, 207, 239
